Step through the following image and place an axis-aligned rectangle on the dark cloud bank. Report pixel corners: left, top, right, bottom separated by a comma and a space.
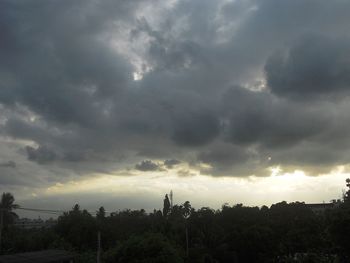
2, 0, 350, 187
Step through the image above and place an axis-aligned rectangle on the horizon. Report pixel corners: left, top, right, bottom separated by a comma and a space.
14, 172, 348, 219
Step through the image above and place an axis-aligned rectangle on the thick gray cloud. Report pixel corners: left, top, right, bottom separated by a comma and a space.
222, 86, 331, 148
171, 111, 220, 146
198, 144, 249, 168
266, 35, 350, 98
164, 159, 181, 169
1, 0, 350, 190
135, 160, 161, 172
26, 146, 57, 164
0, 161, 16, 168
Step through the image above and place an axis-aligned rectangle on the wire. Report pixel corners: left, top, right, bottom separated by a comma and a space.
14, 206, 114, 215
16, 207, 64, 214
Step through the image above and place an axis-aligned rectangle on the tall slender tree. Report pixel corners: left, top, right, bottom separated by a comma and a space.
163, 194, 171, 217
0, 192, 19, 253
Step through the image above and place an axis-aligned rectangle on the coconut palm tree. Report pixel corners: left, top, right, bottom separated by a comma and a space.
0, 192, 19, 253
0, 193, 19, 224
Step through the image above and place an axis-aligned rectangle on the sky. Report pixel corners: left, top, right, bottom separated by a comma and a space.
1, 0, 350, 217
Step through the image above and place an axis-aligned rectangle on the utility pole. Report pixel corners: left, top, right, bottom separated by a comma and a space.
0, 209, 3, 254
97, 231, 101, 263
185, 220, 189, 257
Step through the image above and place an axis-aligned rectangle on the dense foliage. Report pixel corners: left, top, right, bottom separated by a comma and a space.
1, 180, 350, 262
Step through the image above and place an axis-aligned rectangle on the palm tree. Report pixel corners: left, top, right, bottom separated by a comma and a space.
0, 192, 19, 253
182, 201, 192, 258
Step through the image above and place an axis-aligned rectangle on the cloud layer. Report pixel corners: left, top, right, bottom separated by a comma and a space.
2, 0, 350, 191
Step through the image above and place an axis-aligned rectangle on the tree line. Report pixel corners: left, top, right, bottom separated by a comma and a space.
1, 179, 350, 262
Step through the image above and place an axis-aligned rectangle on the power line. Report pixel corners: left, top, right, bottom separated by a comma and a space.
13, 206, 116, 215
16, 207, 64, 214
16, 208, 62, 214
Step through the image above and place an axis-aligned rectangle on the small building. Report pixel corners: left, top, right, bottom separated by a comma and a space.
0, 250, 74, 263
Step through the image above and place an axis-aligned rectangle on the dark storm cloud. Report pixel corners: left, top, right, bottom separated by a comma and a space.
265, 35, 350, 98
25, 145, 89, 164
135, 160, 161, 172
26, 146, 57, 164
171, 111, 220, 146
2, 0, 350, 182
0, 161, 16, 168
132, 18, 204, 73
221, 86, 330, 148
0, 0, 135, 124
164, 159, 181, 169
198, 145, 249, 168
3, 117, 53, 143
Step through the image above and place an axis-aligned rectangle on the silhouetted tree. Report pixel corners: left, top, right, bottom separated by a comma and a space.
0, 193, 19, 227
72, 204, 80, 212
103, 233, 184, 263
96, 206, 106, 220
182, 201, 192, 258
163, 194, 171, 217
56, 204, 97, 250
4, 191, 349, 261
0, 192, 19, 253
326, 179, 350, 260
182, 201, 192, 219
344, 178, 350, 204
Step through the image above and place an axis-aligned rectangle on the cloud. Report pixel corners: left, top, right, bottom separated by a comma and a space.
164, 159, 181, 169
0, 160, 16, 168
198, 144, 249, 168
171, 111, 220, 146
1, 0, 350, 189
221, 86, 330, 148
135, 160, 161, 172
265, 34, 350, 98
26, 146, 57, 164
177, 169, 196, 177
